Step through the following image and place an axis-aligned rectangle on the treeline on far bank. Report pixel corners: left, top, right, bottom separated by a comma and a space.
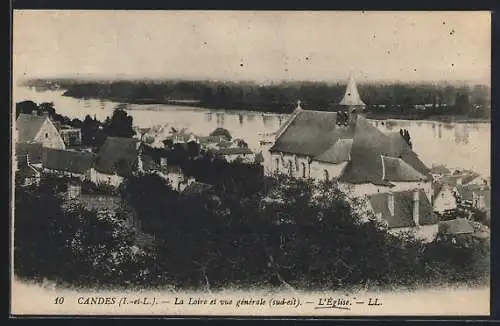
21, 78, 491, 118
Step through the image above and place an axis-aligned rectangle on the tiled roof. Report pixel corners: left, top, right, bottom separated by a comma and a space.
430, 164, 451, 175
42, 148, 96, 174
438, 218, 474, 235
368, 189, 437, 228
315, 138, 353, 164
270, 110, 430, 185
15, 113, 48, 142
211, 147, 254, 155
339, 119, 430, 184
94, 137, 139, 176
270, 110, 356, 157
16, 142, 44, 164
382, 156, 428, 182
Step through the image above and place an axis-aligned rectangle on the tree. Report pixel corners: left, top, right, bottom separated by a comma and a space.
103, 108, 136, 138
15, 100, 38, 118
14, 182, 154, 287
39, 102, 56, 116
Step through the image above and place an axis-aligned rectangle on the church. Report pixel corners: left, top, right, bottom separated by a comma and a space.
268, 76, 438, 240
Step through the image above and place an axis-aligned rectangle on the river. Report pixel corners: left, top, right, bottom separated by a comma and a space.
13, 86, 491, 177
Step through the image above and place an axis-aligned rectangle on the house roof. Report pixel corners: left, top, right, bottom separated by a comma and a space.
181, 181, 214, 196
314, 138, 353, 164
16, 142, 44, 164
270, 110, 356, 157
271, 111, 431, 185
339, 119, 430, 184
438, 218, 474, 235
94, 137, 139, 176
461, 172, 481, 185
368, 189, 437, 228
199, 135, 227, 144
15, 113, 49, 142
430, 164, 451, 175
455, 184, 490, 207
42, 148, 96, 174
382, 156, 428, 182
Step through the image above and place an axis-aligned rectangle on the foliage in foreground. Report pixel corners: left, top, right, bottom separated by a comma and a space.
14, 174, 490, 291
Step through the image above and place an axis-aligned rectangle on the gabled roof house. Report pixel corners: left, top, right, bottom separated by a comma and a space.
15, 112, 66, 150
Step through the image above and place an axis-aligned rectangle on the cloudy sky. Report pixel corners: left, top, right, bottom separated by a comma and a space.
13, 10, 491, 84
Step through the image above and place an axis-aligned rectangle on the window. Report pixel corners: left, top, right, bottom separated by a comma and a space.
45, 133, 49, 139
302, 162, 306, 178
275, 158, 280, 173
288, 160, 293, 177
323, 169, 329, 181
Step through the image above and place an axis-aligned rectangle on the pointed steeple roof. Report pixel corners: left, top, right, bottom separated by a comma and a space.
339, 75, 365, 107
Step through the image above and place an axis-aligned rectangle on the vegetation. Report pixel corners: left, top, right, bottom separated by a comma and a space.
14, 178, 154, 288
20, 78, 491, 120
14, 172, 490, 291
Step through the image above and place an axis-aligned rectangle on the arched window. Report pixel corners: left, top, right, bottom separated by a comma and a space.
302, 162, 306, 178
323, 169, 329, 181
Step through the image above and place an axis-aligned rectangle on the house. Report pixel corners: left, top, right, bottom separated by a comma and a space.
430, 164, 451, 180
432, 181, 458, 213
367, 188, 439, 242
42, 148, 96, 180
163, 130, 199, 147
58, 125, 82, 147
211, 147, 255, 163
436, 218, 489, 244
15, 111, 66, 149
269, 75, 432, 200
91, 137, 140, 187
455, 184, 491, 212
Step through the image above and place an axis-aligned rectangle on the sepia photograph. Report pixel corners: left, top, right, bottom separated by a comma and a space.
11, 10, 491, 316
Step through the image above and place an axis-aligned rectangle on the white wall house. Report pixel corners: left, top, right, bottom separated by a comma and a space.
367, 188, 439, 243
15, 112, 66, 150
432, 183, 458, 213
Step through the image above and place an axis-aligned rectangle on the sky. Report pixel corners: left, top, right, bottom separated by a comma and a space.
13, 10, 491, 84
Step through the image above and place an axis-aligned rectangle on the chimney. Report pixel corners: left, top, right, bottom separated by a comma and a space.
388, 192, 395, 216
413, 190, 420, 226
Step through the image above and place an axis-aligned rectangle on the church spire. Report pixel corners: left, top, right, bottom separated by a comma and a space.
339, 74, 365, 107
